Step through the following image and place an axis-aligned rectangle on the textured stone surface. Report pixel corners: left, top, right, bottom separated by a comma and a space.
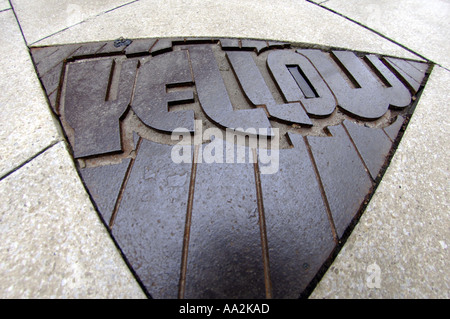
317, 0, 450, 69
0, 11, 61, 178
0, 142, 145, 298
10, 0, 135, 44
31, 0, 420, 62
0, 0, 10, 11
310, 66, 450, 299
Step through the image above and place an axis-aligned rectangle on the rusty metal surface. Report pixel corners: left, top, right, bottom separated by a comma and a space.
307, 124, 373, 239
384, 115, 405, 142
79, 159, 131, 224
31, 37, 431, 299
299, 49, 412, 120
125, 38, 156, 56
188, 44, 273, 136
226, 51, 312, 125
268, 50, 336, 117
132, 50, 195, 133
261, 133, 335, 298
185, 143, 265, 299
112, 139, 192, 299
343, 120, 396, 180
384, 57, 428, 93
64, 58, 137, 158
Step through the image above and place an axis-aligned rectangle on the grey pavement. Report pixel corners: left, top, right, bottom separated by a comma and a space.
0, 0, 448, 298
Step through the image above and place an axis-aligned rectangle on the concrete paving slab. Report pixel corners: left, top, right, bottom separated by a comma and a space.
31, 0, 419, 61
10, 0, 136, 45
315, 0, 450, 69
0, 0, 10, 11
0, 141, 146, 298
310, 66, 450, 299
0, 10, 61, 178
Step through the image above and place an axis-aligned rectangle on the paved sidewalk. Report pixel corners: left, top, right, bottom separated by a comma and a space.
0, 0, 448, 298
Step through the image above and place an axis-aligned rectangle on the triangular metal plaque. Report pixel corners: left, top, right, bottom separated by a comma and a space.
31, 37, 431, 299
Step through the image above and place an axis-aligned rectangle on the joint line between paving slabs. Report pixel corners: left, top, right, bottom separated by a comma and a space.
104, 0, 140, 14
303, 136, 339, 244
108, 136, 143, 229
0, 140, 61, 181
178, 144, 200, 299
252, 148, 273, 299
306, 0, 432, 64
28, 0, 140, 46
8, 0, 28, 46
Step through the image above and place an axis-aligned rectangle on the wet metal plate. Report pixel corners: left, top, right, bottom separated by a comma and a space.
31, 37, 432, 299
